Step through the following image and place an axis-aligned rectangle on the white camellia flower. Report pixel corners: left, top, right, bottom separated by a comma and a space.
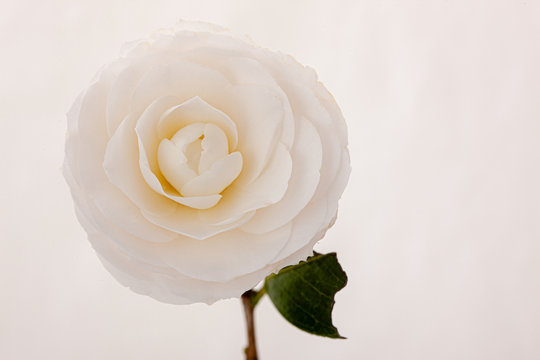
64, 20, 350, 304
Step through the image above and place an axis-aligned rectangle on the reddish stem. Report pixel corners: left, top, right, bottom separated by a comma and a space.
241, 290, 258, 360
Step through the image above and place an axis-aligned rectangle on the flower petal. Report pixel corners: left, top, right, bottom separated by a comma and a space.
158, 96, 238, 151
270, 197, 328, 263
271, 150, 351, 262
106, 59, 148, 136
141, 207, 256, 240
221, 56, 295, 149
130, 61, 232, 117
197, 142, 292, 225
104, 113, 176, 215
158, 223, 292, 282
104, 109, 247, 238
198, 123, 229, 174
134, 95, 182, 187
278, 80, 344, 203
181, 152, 242, 197
156, 138, 197, 192
241, 116, 322, 234
220, 85, 285, 183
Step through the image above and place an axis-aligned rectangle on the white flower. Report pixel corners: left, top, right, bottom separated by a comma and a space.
64, 20, 350, 304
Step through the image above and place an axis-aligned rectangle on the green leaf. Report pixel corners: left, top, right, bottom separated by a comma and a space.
264, 252, 348, 339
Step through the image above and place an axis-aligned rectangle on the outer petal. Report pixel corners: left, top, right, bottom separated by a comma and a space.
241, 116, 322, 234
278, 80, 345, 203
158, 223, 292, 282
130, 60, 232, 116
271, 196, 328, 263
105, 59, 148, 136
70, 80, 111, 196
91, 219, 327, 305
222, 84, 286, 183
80, 187, 289, 283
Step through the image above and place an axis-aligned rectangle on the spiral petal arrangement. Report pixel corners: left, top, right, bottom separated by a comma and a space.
64, 20, 350, 304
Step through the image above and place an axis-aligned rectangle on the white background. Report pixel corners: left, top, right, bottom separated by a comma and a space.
1, 0, 539, 359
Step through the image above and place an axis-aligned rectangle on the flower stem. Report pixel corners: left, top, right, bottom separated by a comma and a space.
241, 290, 259, 360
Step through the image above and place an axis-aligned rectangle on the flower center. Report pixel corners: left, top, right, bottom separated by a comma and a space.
157, 122, 243, 199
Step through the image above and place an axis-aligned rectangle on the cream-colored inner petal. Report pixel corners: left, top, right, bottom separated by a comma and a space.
158, 96, 239, 151
181, 152, 243, 196
157, 121, 242, 207
199, 123, 228, 174
157, 138, 197, 191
